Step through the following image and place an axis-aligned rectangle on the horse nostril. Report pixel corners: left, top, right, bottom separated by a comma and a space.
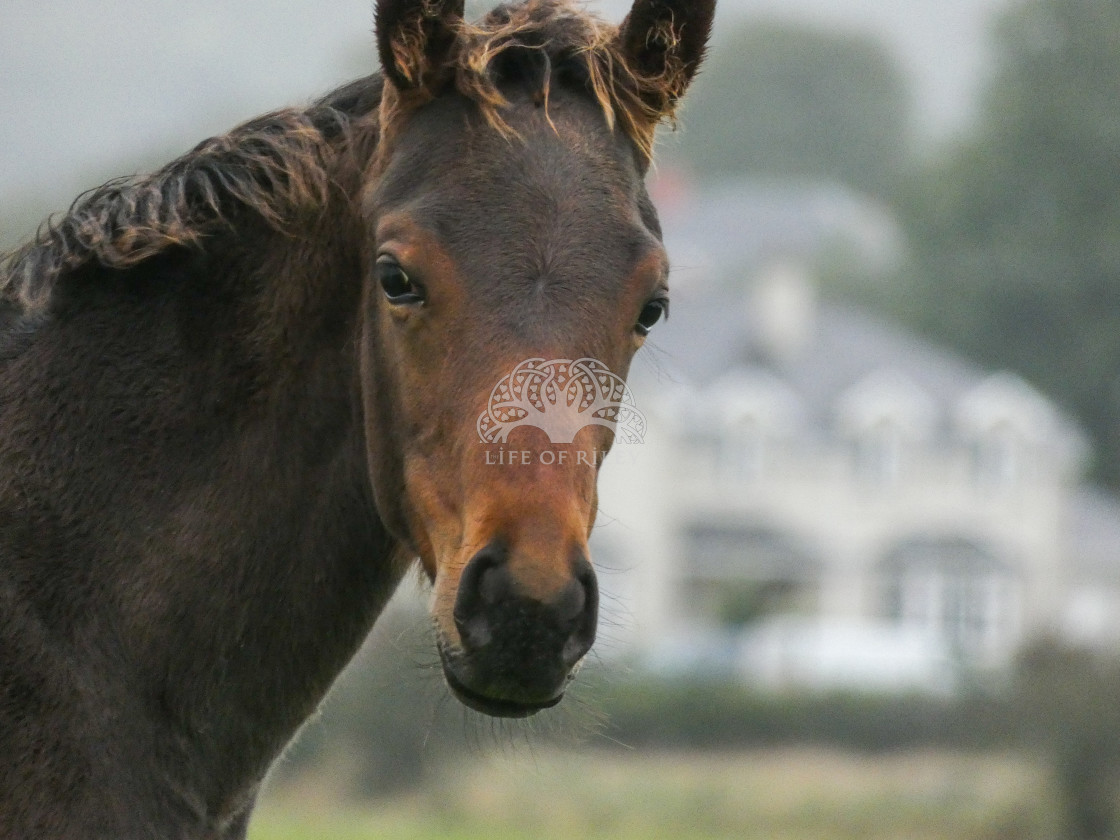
458, 614, 493, 649
453, 542, 509, 652
560, 558, 598, 667
478, 562, 510, 606
555, 575, 587, 622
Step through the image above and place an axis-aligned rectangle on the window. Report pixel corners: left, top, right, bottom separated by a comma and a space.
719, 417, 765, 483
681, 523, 819, 627
855, 420, 903, 487
879, 538, 1017, 663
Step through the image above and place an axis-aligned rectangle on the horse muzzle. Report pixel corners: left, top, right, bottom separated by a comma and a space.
437, 540, 598, 717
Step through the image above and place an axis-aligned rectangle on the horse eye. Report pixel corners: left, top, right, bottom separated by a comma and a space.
635, 299, 667, 336
376, 256, 424, 305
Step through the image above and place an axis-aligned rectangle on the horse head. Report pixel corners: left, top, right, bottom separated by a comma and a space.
360, 0, 713, 716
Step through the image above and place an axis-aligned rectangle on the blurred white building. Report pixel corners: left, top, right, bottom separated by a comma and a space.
591, 184, 1120, 692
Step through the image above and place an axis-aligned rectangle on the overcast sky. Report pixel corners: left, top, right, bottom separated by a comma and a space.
1, 0, 1010, 247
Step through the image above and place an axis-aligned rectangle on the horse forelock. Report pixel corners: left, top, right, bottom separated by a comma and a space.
0, 85, 382, 315
381, 0, 686, 162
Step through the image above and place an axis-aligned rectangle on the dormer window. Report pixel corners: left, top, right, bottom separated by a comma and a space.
836, 369, 935, 489
856, 418, 903, 486
972, 420, 1021, 490
720, 416, 765, 482
704, 368, 804, 485
955, 373, 1068, 494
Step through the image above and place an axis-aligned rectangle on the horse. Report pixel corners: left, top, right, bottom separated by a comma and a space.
0, 0, 713, 835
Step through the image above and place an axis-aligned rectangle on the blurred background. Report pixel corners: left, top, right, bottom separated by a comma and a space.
6, 0, 1120, 837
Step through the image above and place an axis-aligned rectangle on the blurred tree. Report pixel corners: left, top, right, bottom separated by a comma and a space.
670, 21, 912, 199
1012, 640, 1120, 840
890, 0, 1120, 486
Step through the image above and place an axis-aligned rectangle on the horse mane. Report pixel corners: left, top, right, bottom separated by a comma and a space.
0, 0, 679, 314
0, 79, 383, 313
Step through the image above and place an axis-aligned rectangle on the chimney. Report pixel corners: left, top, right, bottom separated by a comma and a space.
750, 260, 817, 364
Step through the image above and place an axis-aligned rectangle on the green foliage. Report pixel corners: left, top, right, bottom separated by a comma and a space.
597, 644, 1120, 839
1011, 640, 1120, 840
889, 0, 1120, 486
269, 614, 1120, 840
706, 580, 799, 628
254, 748, 1058, 840
593, 671, 1010, 752
671, 21, 911, 198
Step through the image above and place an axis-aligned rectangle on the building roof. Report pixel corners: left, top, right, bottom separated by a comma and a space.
1069, 487, 1120, 586
632, 179, 1088, 464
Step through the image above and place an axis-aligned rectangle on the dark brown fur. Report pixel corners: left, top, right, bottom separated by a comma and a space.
0, 1, 712, 836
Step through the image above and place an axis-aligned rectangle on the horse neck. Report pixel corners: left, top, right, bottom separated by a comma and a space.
138, 204, 406, 766
51, 194, 403, 808
0, 110, 410, 828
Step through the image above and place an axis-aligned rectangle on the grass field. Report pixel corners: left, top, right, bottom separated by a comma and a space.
249, 748, 1061, 840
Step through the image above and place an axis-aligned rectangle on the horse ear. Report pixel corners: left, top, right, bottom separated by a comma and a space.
375, 0, 465, 92
617, 0, 716, 113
